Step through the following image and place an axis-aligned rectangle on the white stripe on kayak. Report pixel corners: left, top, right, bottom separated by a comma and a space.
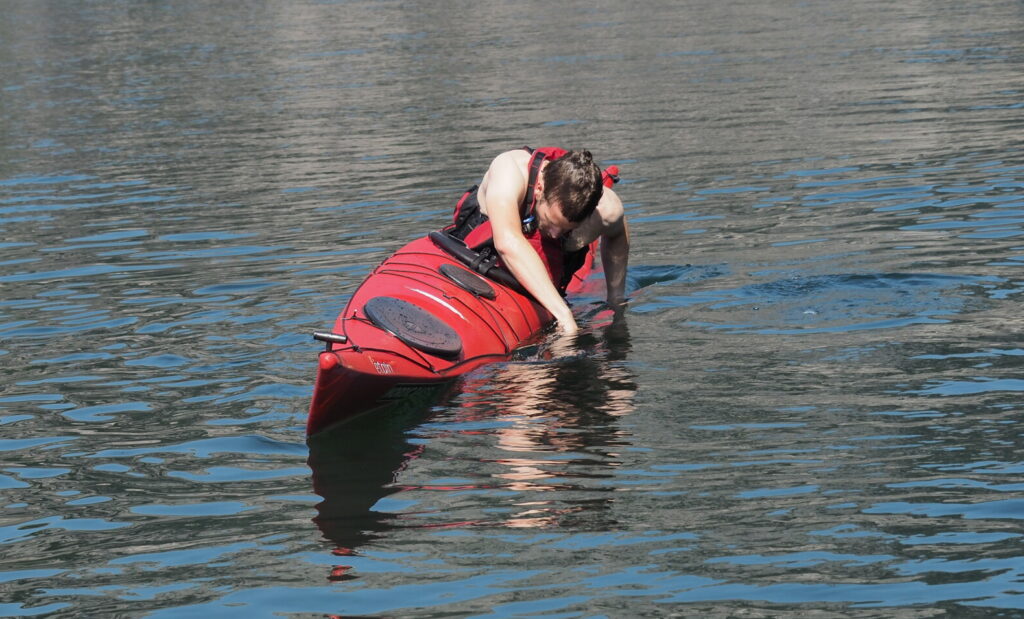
410, 288, 466, 321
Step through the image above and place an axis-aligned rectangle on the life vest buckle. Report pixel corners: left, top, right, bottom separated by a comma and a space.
521, 215, 537, 235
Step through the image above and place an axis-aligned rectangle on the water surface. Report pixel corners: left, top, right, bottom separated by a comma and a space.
3, 0, 1024, 616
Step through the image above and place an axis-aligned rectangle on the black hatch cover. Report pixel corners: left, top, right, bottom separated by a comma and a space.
439, 263, 496, 299
363, 296, 462, 358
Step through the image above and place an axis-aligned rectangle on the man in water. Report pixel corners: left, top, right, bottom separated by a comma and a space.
448, 147, 629, 335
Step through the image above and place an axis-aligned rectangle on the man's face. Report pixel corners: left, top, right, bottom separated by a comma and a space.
536, 196, 580, 239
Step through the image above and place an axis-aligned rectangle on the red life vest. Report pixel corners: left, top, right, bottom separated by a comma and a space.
451, 147, 619, 292
456, 147, 614, 291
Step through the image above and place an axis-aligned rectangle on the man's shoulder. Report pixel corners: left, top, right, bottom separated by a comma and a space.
493, 148, 532, 166
485, 149, 532, 184
479, 149, 531, 208
597, 187, 625, 224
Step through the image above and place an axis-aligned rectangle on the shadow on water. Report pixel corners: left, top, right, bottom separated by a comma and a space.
307, 311, 636, 563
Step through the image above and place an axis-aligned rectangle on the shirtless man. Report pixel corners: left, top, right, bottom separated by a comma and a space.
451, 147, 629, 335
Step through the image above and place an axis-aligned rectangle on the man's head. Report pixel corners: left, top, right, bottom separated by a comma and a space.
535, 150, 603, 237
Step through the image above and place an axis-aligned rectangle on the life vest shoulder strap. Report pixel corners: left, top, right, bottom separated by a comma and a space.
521, 147, 545, 218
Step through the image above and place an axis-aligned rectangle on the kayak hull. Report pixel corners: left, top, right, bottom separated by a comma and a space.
307, 233, 595, 436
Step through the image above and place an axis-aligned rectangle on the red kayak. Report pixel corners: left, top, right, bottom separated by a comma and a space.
306, 230, 599, 435
307, 157, 621, 436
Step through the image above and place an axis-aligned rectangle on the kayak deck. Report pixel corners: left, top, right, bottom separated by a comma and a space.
307, 233, 596, 435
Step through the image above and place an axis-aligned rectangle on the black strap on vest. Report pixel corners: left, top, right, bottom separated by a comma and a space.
521, 147, 546, 235
522, 147, 545, 218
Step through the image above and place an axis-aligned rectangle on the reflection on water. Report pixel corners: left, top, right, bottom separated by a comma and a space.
4, 0, 1024, 614
446, 313, 635, 530
310, 315, 636, 563
308, 389, 440, 552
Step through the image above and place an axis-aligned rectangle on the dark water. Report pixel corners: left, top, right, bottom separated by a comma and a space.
3, 0, 1024, 616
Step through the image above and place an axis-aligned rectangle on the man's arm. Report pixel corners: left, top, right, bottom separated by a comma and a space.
602, 217, 629, 307
480, 152, 579, 334
597, 189, 629, 308
566, 187, 629, 307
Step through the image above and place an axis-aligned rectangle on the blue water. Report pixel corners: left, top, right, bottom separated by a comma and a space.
3, 0, 1024, 616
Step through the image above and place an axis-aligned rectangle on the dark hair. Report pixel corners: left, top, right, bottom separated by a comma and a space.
542, 150, 603, 223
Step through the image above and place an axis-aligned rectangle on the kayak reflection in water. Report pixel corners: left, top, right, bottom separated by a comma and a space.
447, 147, 630, 335
308, 313, 635, 569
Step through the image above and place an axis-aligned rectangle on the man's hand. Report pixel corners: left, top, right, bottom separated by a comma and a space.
555, 310, 579, 335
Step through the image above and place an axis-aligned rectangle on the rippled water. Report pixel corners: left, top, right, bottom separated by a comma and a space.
3, 0, 1024, 616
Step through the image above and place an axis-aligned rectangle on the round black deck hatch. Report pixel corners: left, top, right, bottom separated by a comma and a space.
363, 296, 462, 358
440, 263, 496, 300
